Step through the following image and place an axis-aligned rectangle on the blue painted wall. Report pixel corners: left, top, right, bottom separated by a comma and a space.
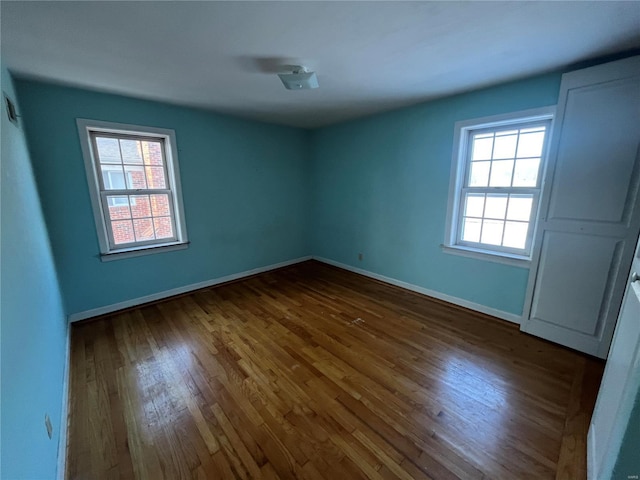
310, 74, 562, 315
1, 67, 68, 479
16, 80, 311, 316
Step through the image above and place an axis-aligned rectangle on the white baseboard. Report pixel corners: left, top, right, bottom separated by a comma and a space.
68, 256, 312, 322
587, 425, 597, 480
313, 256, 522, 325
57, 323, 71, 480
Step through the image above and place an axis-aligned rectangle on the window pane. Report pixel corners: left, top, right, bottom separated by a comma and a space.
124, 165, 147, 189
130, 195, 151, 218
516, 131, 545, 158
492, 134, 517, 159
111, 220, 135, 244
503, 221, 528, 249
150, 194, 171, 216
481, 219, 504, 246
484, 194, 508, 219
512, 158, 540, 187
120, 139, 143, 164
153, 217, 174, 239
142, 141, 164, 166
489, 160, 514, 187
464, 193, 485, 217
469, 161, 490, 187
95, 137, 121, 164
506, 196, 533, 221
461, 217, 481, 243
133, 218, 155, 242
106, 196, 131, 220
101, 166, 125, 190
472, 136, 493, 161
145, 166, 167, 189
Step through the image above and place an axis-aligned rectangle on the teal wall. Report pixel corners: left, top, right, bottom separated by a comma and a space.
16, 80, 311, 316
310, 73, 562, 315
612, 386, 640, 479
1, 67, 68, 479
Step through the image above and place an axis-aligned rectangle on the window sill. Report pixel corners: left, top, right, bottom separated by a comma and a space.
440, 244, 531, 268
100, 241, 189, 262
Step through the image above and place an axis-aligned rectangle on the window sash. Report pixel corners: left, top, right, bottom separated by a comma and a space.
89, 131, 178, 250
455, 189, 540, 255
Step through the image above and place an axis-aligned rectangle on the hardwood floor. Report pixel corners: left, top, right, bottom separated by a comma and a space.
67, 260, 604, 479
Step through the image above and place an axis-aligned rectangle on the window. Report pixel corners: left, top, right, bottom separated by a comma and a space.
444, 107, 554, 265
77, 120, 188, 261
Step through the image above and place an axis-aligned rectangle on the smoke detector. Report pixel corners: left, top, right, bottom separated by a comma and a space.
278, 65, 319, 90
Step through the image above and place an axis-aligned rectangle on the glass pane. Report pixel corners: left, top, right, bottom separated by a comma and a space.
469, 161, 490, 187
489, 160, 514, 187
124, 165, 147, 189
503, 221, 528, 249
492, 134, 517, 159
120, 139, 143, 164
95, 137, 121, 164
106, 196, 130, 220
133, 218, 155, 242
130, 195, 151, 218
472, 136, 493, 161
111, 220, 135, 244
461, 217, 481, 243
516, 131, 545, 158
512, 158, 540, 187
506, 196, 533, 221
153, 217, 174, 239
464, 193, 485, 217
145, 166, 167, 189
150, 194, 171, 216
142, 141, 164, 166
101, 166, 125, 190
484, 194, 508, 219
481, 219, 504, 246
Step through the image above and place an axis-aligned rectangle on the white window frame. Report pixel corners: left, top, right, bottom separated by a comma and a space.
77, 119, 189, 261
443, 106, 555, 267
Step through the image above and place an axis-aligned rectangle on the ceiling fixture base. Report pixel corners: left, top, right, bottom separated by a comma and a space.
278, 66, 319, 90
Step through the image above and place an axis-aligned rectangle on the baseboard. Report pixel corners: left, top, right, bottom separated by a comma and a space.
68, 256, 312, 322
312, 256, 522, 325
56, 323, 71, 480
587, 425, 597, 480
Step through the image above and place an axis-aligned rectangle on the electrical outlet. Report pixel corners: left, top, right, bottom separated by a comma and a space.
45, 414, 53, 439
358, 253, 363, 261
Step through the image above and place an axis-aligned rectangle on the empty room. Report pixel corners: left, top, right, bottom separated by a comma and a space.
2, 2, 640, 479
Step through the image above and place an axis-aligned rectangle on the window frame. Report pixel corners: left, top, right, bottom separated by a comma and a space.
443, 106, 555, 267
77, 119, 189, 261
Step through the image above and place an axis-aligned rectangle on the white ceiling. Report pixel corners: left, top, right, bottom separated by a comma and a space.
2, 1, 639, 128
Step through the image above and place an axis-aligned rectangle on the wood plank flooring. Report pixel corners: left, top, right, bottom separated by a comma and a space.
67, 260, 604, 479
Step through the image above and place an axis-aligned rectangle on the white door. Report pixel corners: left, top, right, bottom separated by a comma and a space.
521, 56, 640, 358
588, 235, 640, 480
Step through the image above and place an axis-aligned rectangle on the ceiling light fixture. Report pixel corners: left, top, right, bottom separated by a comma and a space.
278, 65, 319, 90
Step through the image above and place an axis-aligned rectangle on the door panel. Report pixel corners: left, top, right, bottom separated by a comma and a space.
547, 78, 640, 224
530, 232, 622, 335
521, 56, 640, 358
588, 237, 640, 479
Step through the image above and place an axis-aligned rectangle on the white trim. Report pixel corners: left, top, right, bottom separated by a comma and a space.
68, 256, 312, 322
56, 324, 71, 480
587, 425, 597, 480
100, 241, 189, 262
312, 256, 522, 324
440, 244, 530, 268
444, 106, 556, 261
76, 119, 188, 257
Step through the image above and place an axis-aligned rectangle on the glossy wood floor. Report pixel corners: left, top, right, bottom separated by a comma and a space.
67, 261, 604, 480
